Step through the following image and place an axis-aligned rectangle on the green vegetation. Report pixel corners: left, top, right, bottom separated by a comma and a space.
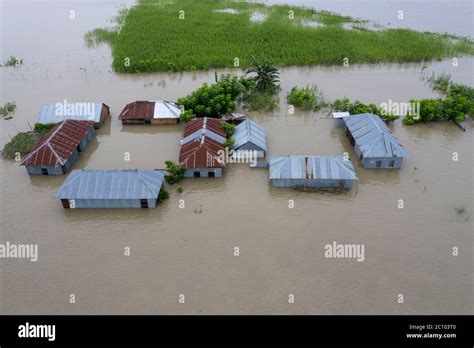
332, 97, 399, 123
287, 85, 326, 111
239, 57, 280, 112
241, 89, 279, 112
2, 132, 39, 160
224, 138, 235, 149
403, 74, 474, 125
179, 109, 195, 123
176, 187, 184, 194
158, 187, 170, 202
164, 160, 185, 184
246, 56, 280, 93
220, 122, 235, 136
1, 122, 57, 159
3, 56, 23, 67
454, 207, 466, 215
0, 101, 16, 120
33, 123, 55, 133
177, 74, 244, 118
89, 0, 474, 73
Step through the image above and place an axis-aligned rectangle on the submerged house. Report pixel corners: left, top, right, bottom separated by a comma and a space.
343, 113, 407, 169
38, 102, 110, 129
231, 118, 267, 158
55, 169, 166, 209
119, 100, 181, 125
332, 111, 350, 128
20, 120, 95, 175
269, 155, 357, 190
179, 118, 226, 177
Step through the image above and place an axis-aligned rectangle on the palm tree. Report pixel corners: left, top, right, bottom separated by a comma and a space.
245, 56, 280, 93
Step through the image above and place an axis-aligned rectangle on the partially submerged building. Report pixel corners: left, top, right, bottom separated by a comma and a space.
231, 118, 267, 158
38, 102, 110, 129
343, 113, 407, 169
332, 111, 350, 128
55, 169, 166, 209
21, 120, 95, 175
119, 100, 181, 125
180, 117, 226, 145
269, 155, 357, 190
179, 118, 226, 177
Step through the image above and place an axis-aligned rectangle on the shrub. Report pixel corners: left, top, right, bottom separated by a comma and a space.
33, 123, 55, 133
0, 101, 16, 119
165, 160, 185, 184
331, 98, 399, 123
1, 132, 39, 159
287, 85, 326, 111
220, 122, 235, 136
157, 187, 170, 203
224, 138, 235, 149
4, 56, 22, 67
241, 90, 279, 112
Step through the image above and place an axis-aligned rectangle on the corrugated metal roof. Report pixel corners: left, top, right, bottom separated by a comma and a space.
232, 118, 267, 151
21, 120, 94, 167
119, 101, 154, 120
55, 169, 165, 199
269, 156, 357, 180
38, 102, 103, 124
152, 100, 181, 119
183, 117, 226, 138
344, 113, 407, 158
181, 128, 226, 145
119, 100, 181, 120
179, 136, 225, 169
332, 111, 350, 119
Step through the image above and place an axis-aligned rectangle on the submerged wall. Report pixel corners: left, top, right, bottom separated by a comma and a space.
271, 178, 354, 190
183, 168, 223, 178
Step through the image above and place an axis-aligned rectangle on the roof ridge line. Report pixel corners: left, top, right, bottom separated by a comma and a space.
136, 170, 160, 196
56, 170, 84, 193
21, 122, 66, 163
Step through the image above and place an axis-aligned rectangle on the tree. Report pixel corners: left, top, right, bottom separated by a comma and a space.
245, 56, 280, 93
177, 74, 244, 118
165, 160, 184, 184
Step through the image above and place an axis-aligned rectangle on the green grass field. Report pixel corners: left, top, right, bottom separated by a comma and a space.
88, 0, 474, 73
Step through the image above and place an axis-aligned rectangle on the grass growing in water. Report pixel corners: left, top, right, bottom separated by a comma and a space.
0, 101, 17, 120
2, 56, 23, 67
287, 85, 326, 111
88, 0, 474, 73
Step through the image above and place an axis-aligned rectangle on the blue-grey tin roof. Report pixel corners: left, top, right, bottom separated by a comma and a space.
269, 156, 357, 180
180, 129, 226, 145
55, 169, 165, 199
232, 118, 267, 151
39, 102, 103, 124
343, 113, 407, 158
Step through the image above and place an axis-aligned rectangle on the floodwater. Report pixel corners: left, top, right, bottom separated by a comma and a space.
0, 0, 472, 314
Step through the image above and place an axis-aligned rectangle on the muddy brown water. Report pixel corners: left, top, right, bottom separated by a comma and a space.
0, 0, 472, 314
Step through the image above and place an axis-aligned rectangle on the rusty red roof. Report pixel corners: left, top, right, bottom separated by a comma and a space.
179, 136, 225, 169
21, 120, 94, 167
119, 101, 155, 120
183, 117, 226, 138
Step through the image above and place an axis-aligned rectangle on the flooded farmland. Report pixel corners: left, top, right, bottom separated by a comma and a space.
0, 0, 472, 315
